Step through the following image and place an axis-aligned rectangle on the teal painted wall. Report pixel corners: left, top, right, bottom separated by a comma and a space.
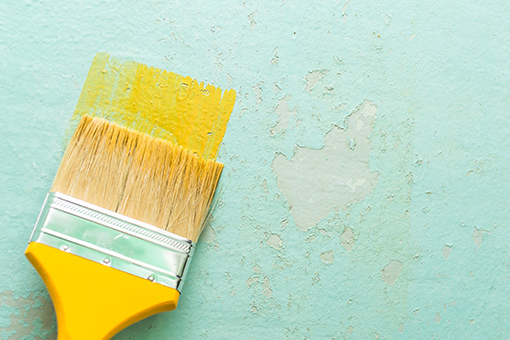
1, 0, 509, 339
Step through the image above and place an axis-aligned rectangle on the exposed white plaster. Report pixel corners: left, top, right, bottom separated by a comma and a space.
246, 276, 259, 288
380, 260, 403, 286
305, 70, 328, 92
320, 250, 334, 264
201, 225, 216, 243
271, 96, 297, 134
441, 244, 452, 259
248, 11, 258, 29
266, 233, 283, 250
252, 81, 263, 103
272, 100, 379, 231
305, 234, 316, 242
262, 276, 273, 297
473, 227, 484, 248
341, 226, 355, 251
271, 48, 279, 65
398, 323, 405, 334
335, 103, 347, 111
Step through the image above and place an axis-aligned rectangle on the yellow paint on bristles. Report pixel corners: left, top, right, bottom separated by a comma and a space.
68, 52, 236, 160
53, 115, 223, 242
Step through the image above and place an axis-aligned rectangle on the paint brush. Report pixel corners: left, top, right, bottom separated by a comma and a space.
25, 115, 224, 339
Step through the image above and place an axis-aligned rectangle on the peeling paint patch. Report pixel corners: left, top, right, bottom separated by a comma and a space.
473, 227, 487, 248
262, 277, 273, 297
246, 277, 259, 288
0, 290, 56, 339
252, 81, 263, 103
305, 70, 328, 92
271, 48, 279, 65
248, 11, 258, 29
271, 96, 298, 134
266, 234, 283, 250
398, 323, 405, 334
380, 260, 403, 286
272, 100, 379, 230
201, 224, 216, 243
442, 244, 452, 259
341, 226, 355, 251
320, 250, 334, 264
305, 234, 316, 242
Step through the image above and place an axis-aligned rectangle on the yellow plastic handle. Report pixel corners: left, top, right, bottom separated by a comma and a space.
25, 242, 180, 340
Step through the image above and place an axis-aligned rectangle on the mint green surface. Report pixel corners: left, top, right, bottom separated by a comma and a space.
1, 1, 509, 339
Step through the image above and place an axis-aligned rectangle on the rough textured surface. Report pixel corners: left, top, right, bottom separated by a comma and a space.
1, 0, 510, 339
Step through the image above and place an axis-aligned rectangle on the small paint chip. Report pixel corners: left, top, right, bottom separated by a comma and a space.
306, 234, 316, 242
473, 227, 488, 248
380, 260, 403, 286
341, 226, 355, 252
320, 250, 334, 264
398, 323, 405, 334
252, 81, 264, 103
248, 11, 258, 29
201, 225, 216, 243
442, 245, 452, 259
246, 277, 259, 288
266, 234, 283, 250
262, 277, 273, 297
305, 70, 328, 92
271, 48, 279, 65
435, 312, 442, 323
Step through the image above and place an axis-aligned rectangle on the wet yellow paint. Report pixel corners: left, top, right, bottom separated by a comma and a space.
68, 53, 236, 160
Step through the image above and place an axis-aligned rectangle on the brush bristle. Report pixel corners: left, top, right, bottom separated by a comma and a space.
51, 115, 224, 242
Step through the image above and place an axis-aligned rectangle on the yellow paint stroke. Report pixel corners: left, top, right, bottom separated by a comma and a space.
67, 52, 236, 160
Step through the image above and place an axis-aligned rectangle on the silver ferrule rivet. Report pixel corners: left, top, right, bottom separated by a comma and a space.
148, 275, 155, 282
62, 245, 69, 251
103, 258, 110, 264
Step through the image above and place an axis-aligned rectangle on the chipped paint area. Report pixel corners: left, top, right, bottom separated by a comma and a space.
266, 234, 283, 250
0, 290, 56, 339
380, 260, 403, 286
340, 226, 355, 251
272, 100, 379, 231
271, 96, 297, 135
320, 250, 334, 264
305, 70, 328, 92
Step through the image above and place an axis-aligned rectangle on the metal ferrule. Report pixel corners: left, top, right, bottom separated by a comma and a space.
29, 192, 195, 293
